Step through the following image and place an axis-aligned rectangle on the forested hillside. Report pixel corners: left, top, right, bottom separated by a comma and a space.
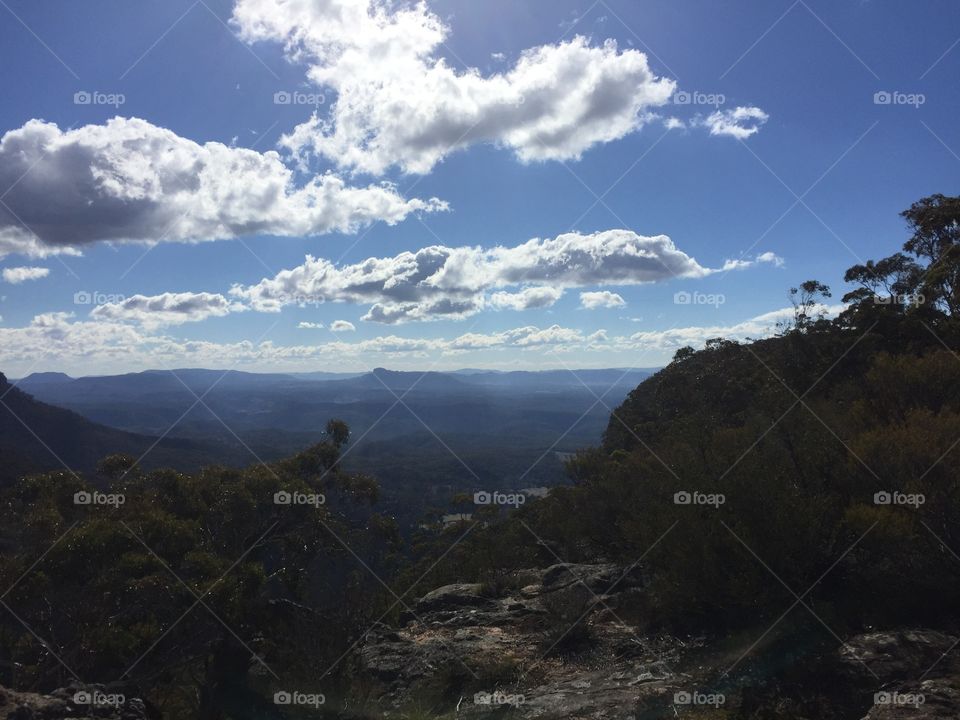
407, 196, 960, 636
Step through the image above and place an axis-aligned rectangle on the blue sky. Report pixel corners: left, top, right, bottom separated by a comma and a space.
0, 0, 957, 376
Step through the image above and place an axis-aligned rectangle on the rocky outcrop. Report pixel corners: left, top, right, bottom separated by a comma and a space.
840, 630, 959, 683
360, 563, 697, 719
360, 564, 960, 719
0, 684, 151, 719
839, 630, 960, 720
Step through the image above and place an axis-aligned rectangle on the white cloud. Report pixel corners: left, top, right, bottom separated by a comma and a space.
757, 251, 785, 268
0, 118, 446, 258
625, 304, 843, 350
90, 292, 246, 328
0, 306, 850, 376
719, 251, 784, 272
297, 321, 325, 329
702, 106, 769, 139
0, 313, 597, 374
330, 320, 356, 332
232, 0, 677, 175
489, 286, 563, 311
2, 266, 49, 284
663, 117, 686, 131
580, 290, 625, 309
231, 230, 715, 323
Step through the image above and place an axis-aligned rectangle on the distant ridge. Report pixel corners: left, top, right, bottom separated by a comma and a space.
0, 371, 219, 485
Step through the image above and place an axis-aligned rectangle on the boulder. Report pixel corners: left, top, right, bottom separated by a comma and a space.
415, 583, 488, 613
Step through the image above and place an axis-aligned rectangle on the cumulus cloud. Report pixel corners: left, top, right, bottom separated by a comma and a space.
2, 266, 49, 284
231, 230, 715, 323
90, 292, 246, 328
625, 305, 843, 351
0, 118, 446, 258
701, 106, 769, 139
0, 306, 847, 376
330, 320, 356, 332
489, 286, 563, 311
580, 290, 625, 309
0, 313, 597, 374
298, 321, 325, 329
231, 0, 677, 175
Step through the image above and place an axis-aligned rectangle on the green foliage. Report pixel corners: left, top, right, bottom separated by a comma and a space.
0, 421, 400, 719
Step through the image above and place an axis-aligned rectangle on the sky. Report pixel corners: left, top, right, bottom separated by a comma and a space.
0, 0, 957, 377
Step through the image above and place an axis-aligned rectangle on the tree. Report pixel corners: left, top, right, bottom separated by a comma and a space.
788, 280, 832, 332
902, 194, 960, 315
0, 421, 398, 720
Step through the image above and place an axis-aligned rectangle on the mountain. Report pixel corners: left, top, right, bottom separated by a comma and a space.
14, 367, 657, 449
12, 371, 73, 385
0, 372, 227, 485
9, 366, 657, 520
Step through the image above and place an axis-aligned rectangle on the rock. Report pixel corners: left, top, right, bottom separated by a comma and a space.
0, 683, 150, 719
840, 630, 959, 683
358, 563, 690, 718
540, 563, 643, 595
837, 631, 960, 719
415, 583, 488, 613
863, 676, 960, 718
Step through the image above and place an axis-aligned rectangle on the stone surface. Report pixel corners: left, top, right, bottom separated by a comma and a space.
0, 684, 150, 720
